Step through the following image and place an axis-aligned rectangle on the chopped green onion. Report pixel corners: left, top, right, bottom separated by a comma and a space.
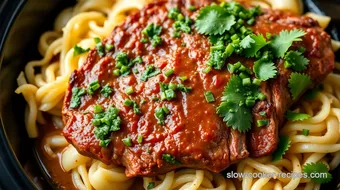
202, 67, 212, 74
188, 5, 196, 11
257, 119, 268, 127
122, 137, 132, 147
147, 182, 155, 189
100, 84, 113, 98
94, 37, 105, 57
141, 99, 147, 104
132, 56, 143, 64
113, 69, 121, 76
124, 99, 133, 106
258, 93, 266, 101
253, 78, 262, 86
105, 44, 114, 51
94, 105, 103, 114
125, 86, 134, 95
179, 76, 188, 81
155, 106, 169, 125
245, 98, 255, 107
88, 80, 101, 95
164, 69, 174, 77
137, 135, 143, 144
242, 78, 251, 86
239, 72, 249, 79
141, 38, 148, 43
259, 111, 267, 117
204, 91, 215, 103
302, 129, 310, 136
73, 45, 90, 57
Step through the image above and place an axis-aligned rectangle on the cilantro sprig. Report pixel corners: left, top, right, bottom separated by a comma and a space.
303, 162, 332, 184
272, 135, 291, 161
286, 111, 311, 122
284, 51, 309, 71
253, 59, 277, 81
288, 73, 312, 100
270, 29, 306, 58
217, 75, 265, 132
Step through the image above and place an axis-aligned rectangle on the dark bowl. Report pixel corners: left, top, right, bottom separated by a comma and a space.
0, 0, 339, 189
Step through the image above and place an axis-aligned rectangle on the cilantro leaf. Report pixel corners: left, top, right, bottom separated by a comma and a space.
195, 5, 236, 35
272, 135, 291, 161
288, 73, 312, 100
217, 102, 252, 133
162, 153, 180, 165
303, 162, 332, 184
270, 29, 306, 58
253, 59, 277, 81
221, 75, 261, 104
285, 51, 309, 71
286, 111, 311, 122
240, 35, 255, 49
244, 34, 267, 57
73, 45, 90, 57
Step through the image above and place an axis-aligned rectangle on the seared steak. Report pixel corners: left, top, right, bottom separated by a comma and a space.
62, 0, 334, 177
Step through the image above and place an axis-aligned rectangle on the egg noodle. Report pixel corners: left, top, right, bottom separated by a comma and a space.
15, 0, 340, 189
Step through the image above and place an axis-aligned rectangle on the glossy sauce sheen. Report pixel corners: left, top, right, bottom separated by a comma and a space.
62, 0, 334, 177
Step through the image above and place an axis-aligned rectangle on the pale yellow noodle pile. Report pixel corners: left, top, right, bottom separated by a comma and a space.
15, 0, 340, 189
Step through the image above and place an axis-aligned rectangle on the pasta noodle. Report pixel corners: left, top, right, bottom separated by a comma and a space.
14, 0, 340, 189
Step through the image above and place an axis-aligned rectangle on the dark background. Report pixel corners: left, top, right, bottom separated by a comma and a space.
0, 0, 340, 189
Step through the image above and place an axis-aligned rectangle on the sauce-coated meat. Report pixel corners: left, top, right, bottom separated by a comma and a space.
62, 0, 334, 177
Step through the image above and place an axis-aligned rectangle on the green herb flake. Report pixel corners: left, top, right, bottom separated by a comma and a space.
303, 162, 332, 184
204, 91, 215, 103
141, 65, 161, 81
286, 111, 311, 122
272, 135, 291, 161
270, 29, 306, 58
253, 59, 277, 81
257, 119, 268, 127
147, 182, 155, 189
100, 84, 113, 98
93, 105, 103, 114
284, 51, 309, 71
155, 106, 169, 125
122, 137, 132, 147
162, 153, 180, 165
142, 23, 163, 47
195, 5, 236, 35
93, 106, 121, 147
94, 37, 105, 57
125, 86, 134, 95
302, 129, 310, 136
105, 44, 114, 51
88, 80, 101, 95
70, 88, 86, 108
288, 73, 312, 100
73, 45, 90, 57
137, 135, 143, 144
164, 69, 174, 77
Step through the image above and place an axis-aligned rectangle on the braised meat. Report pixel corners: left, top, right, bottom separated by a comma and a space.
62, 0, 334, 177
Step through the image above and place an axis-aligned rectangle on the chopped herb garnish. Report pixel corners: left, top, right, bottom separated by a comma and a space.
137, 135, 143, 144
188, 5, 196, 11
272, 135, 291, 161
243, 34, 267, 58
286, 111, 311, 122
141, 65, 161, 81
88, 80, 101, 95
70, 87, 86, 108
203, 67, 212, 73
253, 59, 277, 81
162, 153, 180, 165
288, 72, 312, 100
155, 106, 169, 125
302, 129, 310, 136
142, 23, 163, 47
105, 43, 114, 51
113, 69, 121, 76
124, 99, 141, 114
195, 5, 236, 35
132, 56, 143, 64
100, 84, 113, 98
303, 162, 332, 184
217, 75, 264, 133
147, 182, 155, 189
204, 91, 215, 103
94, 37, 105, 57
122, 137, 132, 147
93, 105, 103, 114
115, 52, 131, 76
259, 111, 267, 117
270, 29, 306, 58
164, 69, 174, 77
179, 76, 188, 81
284, 50, 309, 71
73, 45, 90, 57
93, 106, 121, 147
125, 86, 134, 95
257, 119, 268, 127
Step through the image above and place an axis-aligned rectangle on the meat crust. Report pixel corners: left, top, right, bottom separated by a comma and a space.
62, 0, 334, 177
